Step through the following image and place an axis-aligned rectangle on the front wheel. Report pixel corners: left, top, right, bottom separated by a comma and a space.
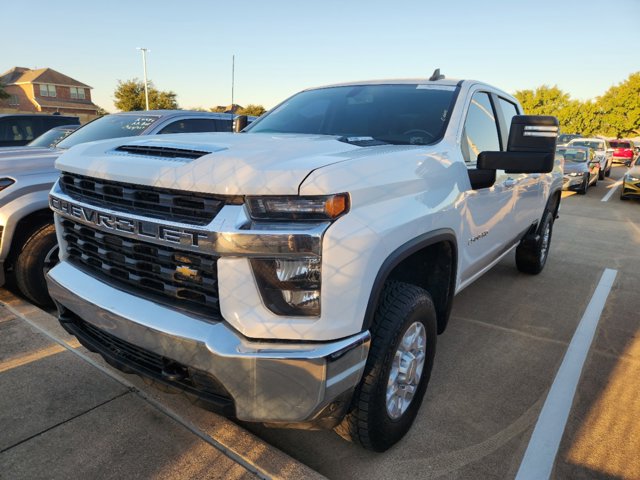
516, 210, 554, 275
578, 177, 588, 195
598, 166, 605, 180
14, 224, 59, 307
335, 281, 437, 452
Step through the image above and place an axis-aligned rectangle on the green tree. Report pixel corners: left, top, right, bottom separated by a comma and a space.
0, 83, 9, 100
237, 104, 266, 116
113, 79, 178, 111
597, 72, 640, 138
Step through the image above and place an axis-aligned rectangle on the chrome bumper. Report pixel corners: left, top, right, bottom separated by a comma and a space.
47, 262, 370, 426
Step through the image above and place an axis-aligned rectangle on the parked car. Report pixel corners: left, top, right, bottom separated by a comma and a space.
609, 139, 637, 166
0, 114, 80, 147
621, 157, 640, 200
557, 133, 582, 146
558, 146, 599, 194
568, 137, 612, 179
0, 110, 242, 306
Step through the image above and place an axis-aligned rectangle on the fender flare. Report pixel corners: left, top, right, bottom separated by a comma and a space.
361, 228, 458, 333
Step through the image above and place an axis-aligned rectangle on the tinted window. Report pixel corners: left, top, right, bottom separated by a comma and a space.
461, 92, 500, 165
159, 118, 231, 134
248, 84, 456, 145
56, 114, 159, 149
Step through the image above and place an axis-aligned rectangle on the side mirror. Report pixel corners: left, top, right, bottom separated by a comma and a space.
478, 115, 559, 173
233, 115, 248, 133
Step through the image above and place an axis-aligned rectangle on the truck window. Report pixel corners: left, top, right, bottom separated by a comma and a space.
497, 98, 519, 148
461, 92, 500, 165
159, 118, 226, 134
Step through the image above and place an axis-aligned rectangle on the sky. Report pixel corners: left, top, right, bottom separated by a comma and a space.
3, 0, 639, 112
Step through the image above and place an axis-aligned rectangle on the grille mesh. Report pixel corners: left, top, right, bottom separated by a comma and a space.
61, 218, 220, 318
59, 172, 224, 226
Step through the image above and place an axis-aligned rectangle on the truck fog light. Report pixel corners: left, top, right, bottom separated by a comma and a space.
250, 257, 321, 316
282, 290, 320, 310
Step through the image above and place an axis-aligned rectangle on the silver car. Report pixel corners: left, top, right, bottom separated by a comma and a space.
558, 146, 599, 194
568, 137, 612, 179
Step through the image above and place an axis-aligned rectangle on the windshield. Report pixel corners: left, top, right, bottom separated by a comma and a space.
27, 126, 77, 148
571, 140, 604, 151
610, 141, 631, 149
56, 114, 160, 149
557, 134, 580, 144
247, 84, 457, 145
558, 148, 588, 163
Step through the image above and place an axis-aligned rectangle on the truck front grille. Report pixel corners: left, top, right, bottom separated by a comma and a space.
59, 172, 226, 226
61, 218, 220, 318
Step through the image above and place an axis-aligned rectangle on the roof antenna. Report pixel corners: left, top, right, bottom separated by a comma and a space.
429, 68, 445, 81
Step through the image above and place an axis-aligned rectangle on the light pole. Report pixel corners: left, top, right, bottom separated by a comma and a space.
231, 54, 235, 113
136, 47, 150, 110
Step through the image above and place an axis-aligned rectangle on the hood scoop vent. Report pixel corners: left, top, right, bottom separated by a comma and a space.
113, 144, 223, 162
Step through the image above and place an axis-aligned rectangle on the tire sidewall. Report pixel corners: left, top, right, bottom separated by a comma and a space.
367, 294, 437, 450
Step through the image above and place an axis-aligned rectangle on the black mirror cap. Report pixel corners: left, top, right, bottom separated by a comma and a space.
508, 115, 559, 153
477, 151, 555, 174
233, 115, 248, 133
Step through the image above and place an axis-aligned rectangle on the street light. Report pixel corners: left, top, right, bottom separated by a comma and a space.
136, 47, 150, 111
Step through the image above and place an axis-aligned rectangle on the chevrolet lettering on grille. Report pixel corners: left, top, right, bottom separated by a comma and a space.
49, 196, 207, 247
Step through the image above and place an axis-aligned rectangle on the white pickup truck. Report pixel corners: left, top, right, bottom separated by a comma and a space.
46, 75, 561, 451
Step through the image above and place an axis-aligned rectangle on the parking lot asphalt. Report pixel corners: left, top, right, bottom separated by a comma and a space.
0, 293, 324, 479
1, 165, 638, 480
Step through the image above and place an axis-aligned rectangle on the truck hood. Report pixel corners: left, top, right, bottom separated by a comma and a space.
0, 149, 61, 176
55, 133, 372, 195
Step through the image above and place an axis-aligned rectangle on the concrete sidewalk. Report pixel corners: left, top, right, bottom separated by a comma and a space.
0, 290, 324, 480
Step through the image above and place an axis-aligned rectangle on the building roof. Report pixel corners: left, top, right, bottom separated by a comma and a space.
0, 67, 92, 88
35, 98, 99, 111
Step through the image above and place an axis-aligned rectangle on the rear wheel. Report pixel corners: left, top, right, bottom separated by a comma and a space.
598, 165, 605, 180
605, 162, 611, 177
14, 224, 58, 307
335, 281, 437, 452
516, 210, 554, 275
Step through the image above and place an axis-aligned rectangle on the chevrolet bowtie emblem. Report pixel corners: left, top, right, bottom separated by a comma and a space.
175, 265, 200, 282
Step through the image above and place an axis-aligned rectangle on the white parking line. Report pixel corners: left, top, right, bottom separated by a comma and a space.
515, 268, 617, 480
601, 180, 622, 202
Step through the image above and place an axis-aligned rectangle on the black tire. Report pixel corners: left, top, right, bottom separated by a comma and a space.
14, 224, 59, 307
598, 165, 605, 180
620, 194, 629, 201
516, 210, 554, 275
605, 163, 611, 177
335, 281, 437, 452
578, 177, 588, 195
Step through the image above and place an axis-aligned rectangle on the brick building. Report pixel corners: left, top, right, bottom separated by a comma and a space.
0, 67, 100, 122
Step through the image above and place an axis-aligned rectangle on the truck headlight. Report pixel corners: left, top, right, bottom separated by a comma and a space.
0, 178, 15, 191
250, 257, 321, 316
245, 194, 349, 221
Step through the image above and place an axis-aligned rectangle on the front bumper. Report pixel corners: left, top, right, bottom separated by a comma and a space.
562, 174, 586, 190
47, 261, 370, 427
621, 178, 640, 198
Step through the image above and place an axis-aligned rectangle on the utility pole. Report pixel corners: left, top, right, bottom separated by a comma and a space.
137, 47, 150, 110
231, 55, 235, 113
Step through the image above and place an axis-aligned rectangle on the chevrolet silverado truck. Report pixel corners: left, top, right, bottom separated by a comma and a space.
46, 76, 561, 451
0, 110, 246, 307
